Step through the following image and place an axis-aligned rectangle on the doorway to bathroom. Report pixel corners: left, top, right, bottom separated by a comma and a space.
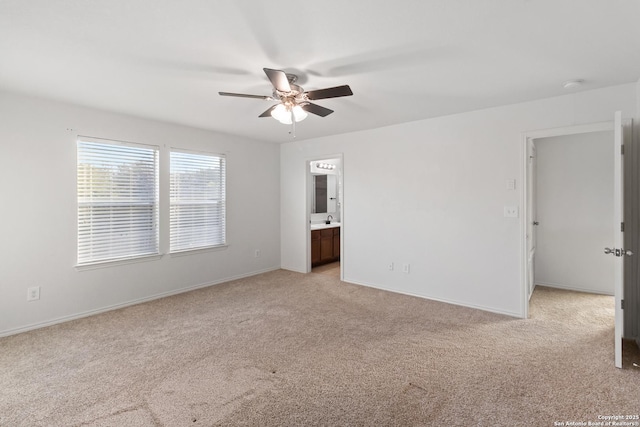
307, 156, 343, 279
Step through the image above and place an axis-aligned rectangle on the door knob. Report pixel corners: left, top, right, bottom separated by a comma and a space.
533, 221, 539, 226
604, 247, 634, 256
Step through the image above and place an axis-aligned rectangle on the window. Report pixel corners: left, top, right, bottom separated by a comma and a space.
77, 137, 159, 265
170, 150, 226, 252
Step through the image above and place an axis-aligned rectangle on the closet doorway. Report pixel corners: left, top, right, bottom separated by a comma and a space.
532, 130, 615, 295
522, 114, 633, 368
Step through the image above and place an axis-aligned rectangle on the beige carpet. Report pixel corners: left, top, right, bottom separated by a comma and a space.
311, 261, 340, 278
1, 270, 639, 426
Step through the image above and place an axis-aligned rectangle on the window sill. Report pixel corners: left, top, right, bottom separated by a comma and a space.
169, 244, 229, 257
75, 245, 229, 270
75, 254, 163, 271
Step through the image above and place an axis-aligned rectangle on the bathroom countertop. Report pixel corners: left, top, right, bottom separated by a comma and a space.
310, 222, 341, 230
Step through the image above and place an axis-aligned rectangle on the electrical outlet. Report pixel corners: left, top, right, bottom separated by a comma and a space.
254, 249, 261, 258
27, 286, 40, 301
388, 262, 394, 271
402, 263, 410, 274
504, 206, 519, 218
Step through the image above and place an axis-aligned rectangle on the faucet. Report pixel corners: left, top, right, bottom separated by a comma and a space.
326, 215, 333, 224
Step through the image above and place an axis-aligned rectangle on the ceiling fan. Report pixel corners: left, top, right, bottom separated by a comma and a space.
219, 68, 353, 126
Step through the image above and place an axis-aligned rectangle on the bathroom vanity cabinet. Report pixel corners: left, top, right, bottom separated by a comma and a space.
311, 226, 340, 267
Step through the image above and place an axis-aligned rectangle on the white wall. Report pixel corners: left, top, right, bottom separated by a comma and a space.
534, 132, 614, 294
0, 91, 281, 336
281, 84, 638, 317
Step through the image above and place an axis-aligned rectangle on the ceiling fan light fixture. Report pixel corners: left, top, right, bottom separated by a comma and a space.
292, 105, 308, 122
271, 103, 308, 125
271, 104, 292, 124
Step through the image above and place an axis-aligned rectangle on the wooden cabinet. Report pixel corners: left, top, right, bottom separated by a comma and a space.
332, 227, 340, 259
311, 226, 340, 267
311, 235, 321, 265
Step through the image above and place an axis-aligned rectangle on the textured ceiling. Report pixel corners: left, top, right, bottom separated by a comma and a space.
1, 0, 639, 143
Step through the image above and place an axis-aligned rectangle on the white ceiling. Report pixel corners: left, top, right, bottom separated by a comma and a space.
1, 0, 639, 143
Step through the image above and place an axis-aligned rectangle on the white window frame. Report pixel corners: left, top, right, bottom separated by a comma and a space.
169, 148, 226, 253
77, 136, 159, 266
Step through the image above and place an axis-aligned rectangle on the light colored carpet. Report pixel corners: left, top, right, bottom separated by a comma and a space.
311, 261, 340, 278
1, 271, 639, 426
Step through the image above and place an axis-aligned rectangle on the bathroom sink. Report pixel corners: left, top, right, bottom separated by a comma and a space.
310, 222, 341, 230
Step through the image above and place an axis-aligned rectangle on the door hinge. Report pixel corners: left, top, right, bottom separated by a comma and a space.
621, 144, 625, 155
621, 222, 625, 232
621, 299, 625, 310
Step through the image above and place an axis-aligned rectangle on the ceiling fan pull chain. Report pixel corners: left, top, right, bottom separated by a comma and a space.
290, 111, 296, 138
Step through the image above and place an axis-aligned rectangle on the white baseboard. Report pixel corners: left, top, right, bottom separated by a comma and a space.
342, 277, 523, 318
0, 266, 280, 338
535, 281, 613, 296
280, 265, 307, 274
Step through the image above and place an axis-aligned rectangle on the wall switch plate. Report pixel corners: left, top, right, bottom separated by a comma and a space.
506, 179, 516, 190
402, 263, 410, 274
388, 262, 394, 271
504, 206, 519, 218
27, 286, 40, 301
254, 249, 260, 258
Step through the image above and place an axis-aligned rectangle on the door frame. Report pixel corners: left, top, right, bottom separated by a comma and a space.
526, 139, 537, 301
305, 153, 344, 279
520, 121, 614, 319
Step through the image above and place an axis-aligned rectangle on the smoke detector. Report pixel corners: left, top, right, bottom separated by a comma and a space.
562, 79, 584, 89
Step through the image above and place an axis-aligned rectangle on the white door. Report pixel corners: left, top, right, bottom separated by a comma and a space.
612, 111, 624, 369
526, 140, 538, 299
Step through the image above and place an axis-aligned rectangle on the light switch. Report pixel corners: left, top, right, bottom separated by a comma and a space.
504, 206, 519, 218
506, 179, 516, 190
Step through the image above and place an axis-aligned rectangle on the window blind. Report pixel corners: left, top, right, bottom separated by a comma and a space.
77, 138, 159, 265
170, 150, 226, 252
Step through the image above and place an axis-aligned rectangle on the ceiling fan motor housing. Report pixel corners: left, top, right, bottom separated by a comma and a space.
274, 82, 307, 105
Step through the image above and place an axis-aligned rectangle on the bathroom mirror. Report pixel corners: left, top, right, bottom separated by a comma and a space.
312, 174, 337, 214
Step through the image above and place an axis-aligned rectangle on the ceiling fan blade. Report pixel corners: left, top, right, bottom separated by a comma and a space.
219, 92, 273, 100
305, 85, 353, 100
259, 105, 278, 118
263, 68, 292, 92
301, 103, 334, 117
